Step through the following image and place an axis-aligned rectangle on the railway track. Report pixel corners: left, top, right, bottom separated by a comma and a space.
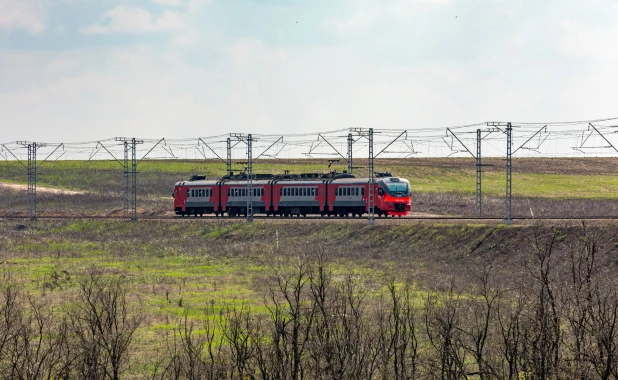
1, 214, 617, 223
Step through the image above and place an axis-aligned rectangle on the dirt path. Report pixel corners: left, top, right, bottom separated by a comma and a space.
0, 182, 87, 195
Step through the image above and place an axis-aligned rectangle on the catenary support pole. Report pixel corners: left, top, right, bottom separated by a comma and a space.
131, 138, 137, 221
476, 129, 482, 217
505, 123, 513, 225
247, 134, 253, 223
368, 128, 375, 225
27, 143, 37, 220
226, 137, 232, 176
347, 133, 353, 174
124, 141, 129, 218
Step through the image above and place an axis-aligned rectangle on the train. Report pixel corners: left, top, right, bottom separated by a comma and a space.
173, 171, 412, 218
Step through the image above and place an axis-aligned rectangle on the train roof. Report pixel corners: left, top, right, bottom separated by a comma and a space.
175, 180, 219, 186
175, 174, 408, 187
225, 180, 272, 186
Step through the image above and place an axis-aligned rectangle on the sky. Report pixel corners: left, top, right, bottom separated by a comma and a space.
0, 0, 617, 143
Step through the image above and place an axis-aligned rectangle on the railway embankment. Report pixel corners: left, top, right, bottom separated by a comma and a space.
2, 219, 616, 290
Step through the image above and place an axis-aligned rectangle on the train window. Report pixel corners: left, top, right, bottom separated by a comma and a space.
362, 188, 365, 196
302, 188, 306, 196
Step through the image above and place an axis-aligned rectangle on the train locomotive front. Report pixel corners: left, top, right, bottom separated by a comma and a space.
372, 176, 412, 217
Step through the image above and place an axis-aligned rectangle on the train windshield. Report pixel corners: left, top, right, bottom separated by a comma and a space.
386, 183, 408, 193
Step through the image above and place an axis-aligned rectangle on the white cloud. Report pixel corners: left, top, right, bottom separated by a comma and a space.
0, 0, 45, 34
561, 20, 618, 59
154, 0, 182, 6
324, 0, 448, 34
81, 5, 183, 34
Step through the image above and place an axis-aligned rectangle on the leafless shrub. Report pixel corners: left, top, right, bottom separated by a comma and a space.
423, 283, 468, 378
0, 277, 71, 380
66, 269, 142, 380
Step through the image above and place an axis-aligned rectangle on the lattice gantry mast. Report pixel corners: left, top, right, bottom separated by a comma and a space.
505, 123, 512, 225
476, 129, 482, 217
27, 143, 37, 219
347, 133, 353, 175
226, 137, 232, 176
124, 141, 129, 217
247, 134, 253, 223
368, 128, 375, 225
229, 133, 254, 223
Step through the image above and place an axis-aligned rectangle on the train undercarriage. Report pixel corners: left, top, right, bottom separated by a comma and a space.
175, 206, 405, 218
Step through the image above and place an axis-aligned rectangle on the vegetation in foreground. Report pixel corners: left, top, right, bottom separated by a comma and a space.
2, 220, 618, 378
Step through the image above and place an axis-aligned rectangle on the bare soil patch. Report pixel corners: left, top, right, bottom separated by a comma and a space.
0, 182, 88, 195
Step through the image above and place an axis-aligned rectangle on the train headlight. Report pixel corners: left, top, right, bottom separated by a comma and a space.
386, 202, 393, 206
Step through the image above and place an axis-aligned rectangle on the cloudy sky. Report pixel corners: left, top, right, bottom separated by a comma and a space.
0, 0, 617, 143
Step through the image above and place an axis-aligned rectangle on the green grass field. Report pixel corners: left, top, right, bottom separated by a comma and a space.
2, 157, 618, 199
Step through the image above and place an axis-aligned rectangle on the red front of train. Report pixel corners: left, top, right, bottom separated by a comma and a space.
173, 173, 412, 217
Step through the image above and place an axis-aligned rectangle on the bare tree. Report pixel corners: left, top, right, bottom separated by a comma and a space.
67, 270, 142, 380
424, 283, 468, 379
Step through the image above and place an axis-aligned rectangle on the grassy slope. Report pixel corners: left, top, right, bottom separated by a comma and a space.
2, 219, 618, 373
2, 158, 618, 199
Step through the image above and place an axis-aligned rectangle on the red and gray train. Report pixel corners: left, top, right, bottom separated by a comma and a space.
173, 172, 411, 217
